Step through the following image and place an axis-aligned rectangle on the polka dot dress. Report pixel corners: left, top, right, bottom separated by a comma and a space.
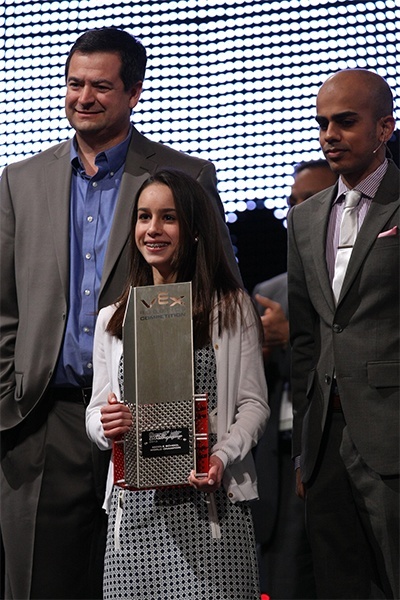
104, 345, 260, 599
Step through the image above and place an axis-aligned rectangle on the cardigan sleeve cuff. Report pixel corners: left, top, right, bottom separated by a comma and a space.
212, 448, 230, 469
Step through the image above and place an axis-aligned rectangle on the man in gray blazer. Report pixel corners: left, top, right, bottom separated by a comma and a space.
251, 160, 337, 599
0, 28, 239, 599
288, 69, 399, 599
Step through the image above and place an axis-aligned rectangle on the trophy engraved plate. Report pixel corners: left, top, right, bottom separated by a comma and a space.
118, 282, 201, 489
142, 427, 190, 458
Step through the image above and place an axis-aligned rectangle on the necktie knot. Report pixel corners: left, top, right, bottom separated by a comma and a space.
344, 189, 362, 209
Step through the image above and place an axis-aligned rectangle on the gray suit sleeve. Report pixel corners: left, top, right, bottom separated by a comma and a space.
196, 162, 242, 285
0, 167, 18, 413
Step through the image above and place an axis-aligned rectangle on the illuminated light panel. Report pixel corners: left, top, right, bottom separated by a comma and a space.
1, 0, 399, 222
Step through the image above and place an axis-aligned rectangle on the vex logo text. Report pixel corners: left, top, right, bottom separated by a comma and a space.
141, 292, 185, 309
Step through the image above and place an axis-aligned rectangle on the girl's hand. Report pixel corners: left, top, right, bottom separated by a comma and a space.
188, 455, 224, 493
100, 392, 132, 440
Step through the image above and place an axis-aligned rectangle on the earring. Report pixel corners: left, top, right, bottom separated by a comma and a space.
194, 236, 199, 242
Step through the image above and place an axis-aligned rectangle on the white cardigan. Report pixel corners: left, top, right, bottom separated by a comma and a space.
86, 293, 269, 511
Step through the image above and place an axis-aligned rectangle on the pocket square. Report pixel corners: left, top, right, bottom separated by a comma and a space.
377, 226, 398, 238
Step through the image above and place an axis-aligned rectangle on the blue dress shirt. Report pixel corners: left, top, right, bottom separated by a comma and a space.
53, 128, 132, 386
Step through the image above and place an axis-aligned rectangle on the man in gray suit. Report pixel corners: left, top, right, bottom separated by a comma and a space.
251, 160, 337, 599
288, 69, 399, 598
0, 28, 239, 599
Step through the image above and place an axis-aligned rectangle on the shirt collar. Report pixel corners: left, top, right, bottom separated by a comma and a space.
70, 126, 133, 178
334, 159, 388, 204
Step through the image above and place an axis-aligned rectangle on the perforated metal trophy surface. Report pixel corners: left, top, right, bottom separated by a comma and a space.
114, 281, 208, 489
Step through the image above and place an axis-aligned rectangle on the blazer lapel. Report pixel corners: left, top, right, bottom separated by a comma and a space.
310, 188, 337, 312
338, 164, 399, 303
44, 142, 72, 297
100, 129, 158, 291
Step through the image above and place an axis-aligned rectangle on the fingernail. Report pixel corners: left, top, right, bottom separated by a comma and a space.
208, 479, 214, 486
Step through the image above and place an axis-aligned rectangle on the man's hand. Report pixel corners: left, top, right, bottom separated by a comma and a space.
255, 294, 289, 359
100, 392, 132, 440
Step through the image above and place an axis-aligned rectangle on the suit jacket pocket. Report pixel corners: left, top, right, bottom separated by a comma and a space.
367, 361, 399, 388
373, 235, 399, 248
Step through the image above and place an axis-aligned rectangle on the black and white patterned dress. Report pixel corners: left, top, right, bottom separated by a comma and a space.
104, 345, 260, 599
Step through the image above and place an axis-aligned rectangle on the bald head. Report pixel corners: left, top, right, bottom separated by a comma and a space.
319, 69, 393, 120
316, 69, 396, 187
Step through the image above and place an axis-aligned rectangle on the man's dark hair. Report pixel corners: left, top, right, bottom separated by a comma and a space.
65, 27, 147, 90
294, 158, 333, 176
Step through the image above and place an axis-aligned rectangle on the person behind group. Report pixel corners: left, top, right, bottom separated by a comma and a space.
86, 169, 269, 600
288, 69, 399, 599
0, 28, 239, 600
251, 159, 337, 599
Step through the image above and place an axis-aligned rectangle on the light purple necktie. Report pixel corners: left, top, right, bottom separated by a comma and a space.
332, 189, 362, 302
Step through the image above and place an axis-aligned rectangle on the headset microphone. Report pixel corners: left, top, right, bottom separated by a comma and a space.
372, 139, 385, 154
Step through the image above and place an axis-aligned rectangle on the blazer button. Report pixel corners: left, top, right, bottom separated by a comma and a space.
324, 375, 331, 385
332, 323, 343, 333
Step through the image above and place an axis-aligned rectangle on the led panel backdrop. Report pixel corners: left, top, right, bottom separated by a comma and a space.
1, 0, 399, 288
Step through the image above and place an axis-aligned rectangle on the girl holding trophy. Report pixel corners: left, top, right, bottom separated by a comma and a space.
86, 169, 269, 599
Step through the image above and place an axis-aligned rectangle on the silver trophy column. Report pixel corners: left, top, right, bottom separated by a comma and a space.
121, 282, 196, 489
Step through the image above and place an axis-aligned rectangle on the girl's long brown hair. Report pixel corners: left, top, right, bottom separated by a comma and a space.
107, 169, 248, 348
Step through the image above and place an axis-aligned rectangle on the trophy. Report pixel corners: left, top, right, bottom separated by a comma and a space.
113, 282, 209, 489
